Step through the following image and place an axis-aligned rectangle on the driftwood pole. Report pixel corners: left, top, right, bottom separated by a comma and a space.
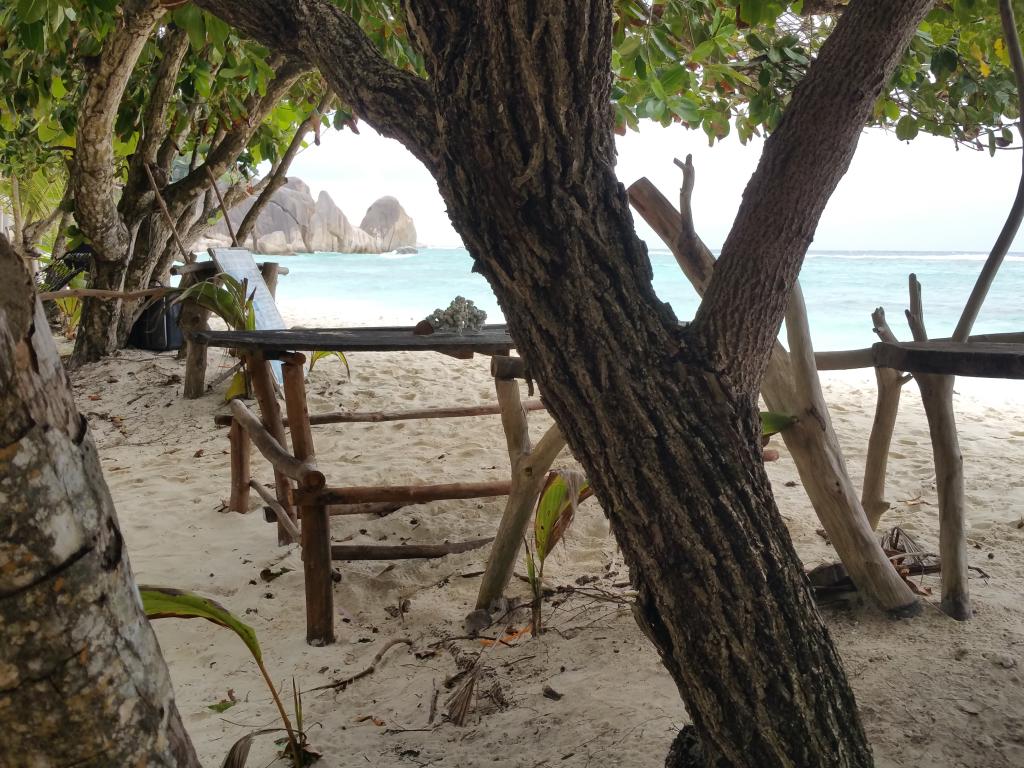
904, 275, 971, 619
628, 166, 918, 614
861, 307, 911, 528
475, 358, 566, 610
281, 354, 334, 645
259, 262, 280, 298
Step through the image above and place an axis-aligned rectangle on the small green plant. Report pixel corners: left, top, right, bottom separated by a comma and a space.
139, 586, 316, 766
175, 273, 257, 332
308, 349, 351, 380
523, 470, 592, 635
760, 410, 798, 437
174, 274, 257, 401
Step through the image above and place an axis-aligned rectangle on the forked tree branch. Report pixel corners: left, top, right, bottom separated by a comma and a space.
952, 0, 1024, 341
690, 0, 935, 396
237, 90, 334, 243
164, 59, 307, 209
194, 0, 439, 164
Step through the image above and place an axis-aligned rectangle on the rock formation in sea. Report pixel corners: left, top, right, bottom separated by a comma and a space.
359, 196, 417, 252
197, 178, 417, 255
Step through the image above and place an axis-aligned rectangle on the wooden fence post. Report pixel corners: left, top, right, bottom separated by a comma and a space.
228, 419, 251, 512
248, 354, 297, 545
281, 355, 334, 646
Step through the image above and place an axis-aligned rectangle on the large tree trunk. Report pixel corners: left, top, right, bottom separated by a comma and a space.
199, 0, 932, 763
0, 236, 199, 766
74, 257, 130, 363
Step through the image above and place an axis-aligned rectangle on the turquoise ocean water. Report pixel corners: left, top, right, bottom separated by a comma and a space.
274, 248, 1024, 352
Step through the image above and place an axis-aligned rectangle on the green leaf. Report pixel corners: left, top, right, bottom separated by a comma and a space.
16, 0, 47, 25
534, 470, 590, 564
309, 350, 351, 379
691, 39, 717, 63
895, 114, 919, 141
139, 586, 262, 664
50, 73, 66, 99
759, 411, 797, 437
225, 371, 248, 403
208, 698, 237, 713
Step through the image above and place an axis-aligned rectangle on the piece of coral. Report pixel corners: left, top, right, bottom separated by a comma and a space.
424, 296, 487, 334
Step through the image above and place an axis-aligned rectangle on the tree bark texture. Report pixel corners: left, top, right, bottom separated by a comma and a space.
195, 0, 932, 763
0, 236, 199, 766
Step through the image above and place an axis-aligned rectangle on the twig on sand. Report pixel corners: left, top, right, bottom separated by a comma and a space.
309, 638, 413, 693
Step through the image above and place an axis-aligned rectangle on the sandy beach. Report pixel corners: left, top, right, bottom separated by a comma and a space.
67, 331, 1024, 767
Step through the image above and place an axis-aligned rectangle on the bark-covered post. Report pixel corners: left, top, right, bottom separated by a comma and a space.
248, 354, 297, 545
229, 418, 252, 512
0, 235, 199, 766
280, 354, 334, 645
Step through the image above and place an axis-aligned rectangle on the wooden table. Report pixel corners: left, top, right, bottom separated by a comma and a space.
195, 325, 564, 646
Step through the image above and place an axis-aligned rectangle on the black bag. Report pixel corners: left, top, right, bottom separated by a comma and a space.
128, 295, 184, 351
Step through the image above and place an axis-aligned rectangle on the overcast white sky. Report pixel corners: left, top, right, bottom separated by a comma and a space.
288, 121, 1024, 253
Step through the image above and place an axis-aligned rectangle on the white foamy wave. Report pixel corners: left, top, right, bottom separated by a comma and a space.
804, 252, 1024, 262
379, 252, 418, 260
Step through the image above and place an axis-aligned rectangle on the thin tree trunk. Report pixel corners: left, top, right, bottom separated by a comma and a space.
0, 235, 199, 766
861, 307, 909, 529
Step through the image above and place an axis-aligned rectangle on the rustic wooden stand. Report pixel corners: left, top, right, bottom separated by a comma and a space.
195, 325, 563, 646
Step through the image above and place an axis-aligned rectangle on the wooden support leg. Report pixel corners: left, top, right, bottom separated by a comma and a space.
862, 307, 910, 530
282, 356, 334, 646
782, 284, 919, 615
248, 354, 297, 546
475, 370, 566, 610
260, 262, 280, 298
862, 366, 905, 529
906, 275, 970, 620
228, 419, 251, 512
177, 272, 211, 398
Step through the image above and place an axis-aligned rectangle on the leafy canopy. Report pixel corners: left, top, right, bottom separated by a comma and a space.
0, 1, 341, 201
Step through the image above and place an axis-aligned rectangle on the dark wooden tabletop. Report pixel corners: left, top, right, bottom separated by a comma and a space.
872, 341, 1024, 379
192, 324, 516, 356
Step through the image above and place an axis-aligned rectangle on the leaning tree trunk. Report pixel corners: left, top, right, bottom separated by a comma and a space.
0, 235, 199, 766
198, 0, 933, 763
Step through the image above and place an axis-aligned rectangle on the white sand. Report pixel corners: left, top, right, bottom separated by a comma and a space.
68, 336, 1024, 767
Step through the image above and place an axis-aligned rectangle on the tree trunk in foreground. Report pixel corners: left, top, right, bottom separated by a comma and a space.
627, 175, 918, 614
0, 235, 199, 767
199, 0, 933, 763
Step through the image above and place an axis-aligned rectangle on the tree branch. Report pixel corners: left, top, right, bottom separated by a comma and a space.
72, 0, 165, 263
164, 59, 307, 210
952, 0, 1024, 341
689, 0, 934, 396
195, 0, 439, 164
137, 25, 190, 167
237, 90, 334, 243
